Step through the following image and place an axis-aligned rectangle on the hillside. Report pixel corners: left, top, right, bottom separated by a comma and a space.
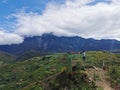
0, 33, 120, 55
15, 50, 46, 61
85, 68, 113, 90
0, 52, 15, 63
0, 51, 120, 90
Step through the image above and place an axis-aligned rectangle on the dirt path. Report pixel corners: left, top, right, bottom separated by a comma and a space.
85, 67, 114, 90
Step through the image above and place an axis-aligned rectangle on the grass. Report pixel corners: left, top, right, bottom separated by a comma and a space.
0, 51, 119, 90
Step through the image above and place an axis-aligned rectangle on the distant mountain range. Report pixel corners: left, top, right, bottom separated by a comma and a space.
0, 33, 120, 55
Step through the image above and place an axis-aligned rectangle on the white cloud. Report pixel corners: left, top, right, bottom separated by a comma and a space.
112, 0, 120, 4
65, 0, 95, 7
12, 0, 120, 41
0, 30, 24, 45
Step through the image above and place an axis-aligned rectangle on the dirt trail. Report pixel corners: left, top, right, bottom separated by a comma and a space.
85, 67, 114, 90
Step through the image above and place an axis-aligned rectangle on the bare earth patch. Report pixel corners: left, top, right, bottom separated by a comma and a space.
85, 67, 114, 90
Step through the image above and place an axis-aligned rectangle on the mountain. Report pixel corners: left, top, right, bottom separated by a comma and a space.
0, 33, 120, 55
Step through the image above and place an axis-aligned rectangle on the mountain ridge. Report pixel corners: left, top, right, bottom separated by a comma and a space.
0, 33, 120, 55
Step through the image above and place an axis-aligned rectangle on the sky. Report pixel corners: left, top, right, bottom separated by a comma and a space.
0, 0, 120, 45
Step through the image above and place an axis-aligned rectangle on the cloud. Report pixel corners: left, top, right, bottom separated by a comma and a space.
0, 29, 24, 45
65, 0, 95, 7
1, 0, 120, 45
10, 0, 120, 41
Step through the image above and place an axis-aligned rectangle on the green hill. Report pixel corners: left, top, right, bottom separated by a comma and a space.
0, 52, 15, 63
0, 51, 120, 90
15, 50, 45, 61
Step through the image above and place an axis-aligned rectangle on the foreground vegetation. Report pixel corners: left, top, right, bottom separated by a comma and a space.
0, 51, 120, 90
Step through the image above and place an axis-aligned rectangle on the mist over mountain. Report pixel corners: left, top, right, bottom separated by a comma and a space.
0, 33, 120, 55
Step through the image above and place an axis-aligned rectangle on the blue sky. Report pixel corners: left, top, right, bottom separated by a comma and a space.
0, 0, 110, 28
0, 0, 65, 30
0, 1, 65, 20
0, 0, 120, 45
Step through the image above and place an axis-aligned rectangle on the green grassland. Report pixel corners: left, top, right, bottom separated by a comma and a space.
0, 51, 120, 90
